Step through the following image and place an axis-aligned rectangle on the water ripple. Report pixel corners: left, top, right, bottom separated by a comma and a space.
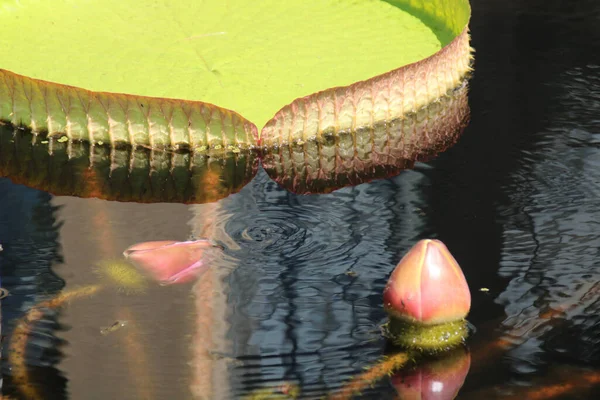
495, 65, 600, 375
214, 168, 430, 396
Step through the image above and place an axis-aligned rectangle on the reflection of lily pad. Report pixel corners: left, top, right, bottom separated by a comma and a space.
0, 123, 258, 203
0, 0, 471, 150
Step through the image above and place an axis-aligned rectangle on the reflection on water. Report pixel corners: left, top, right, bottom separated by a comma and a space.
0, 128, 258, 204
222, 171, 416, 397
2, 0, 600, 399
483, 65, 600, 393
423, 0, 600, 397
391, 347, 471, 399
0, 181, 66, 399
1, 166, 434, 399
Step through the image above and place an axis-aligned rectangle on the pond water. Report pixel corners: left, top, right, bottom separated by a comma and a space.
2, 0, 600, 399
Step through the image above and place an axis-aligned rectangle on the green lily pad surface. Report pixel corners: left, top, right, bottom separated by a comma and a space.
0, 0, 446, 129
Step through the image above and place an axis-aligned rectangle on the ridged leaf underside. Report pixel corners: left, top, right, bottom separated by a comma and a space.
0, 70, 258, 151
261, 78, 470, 193
260, 29, 472, 148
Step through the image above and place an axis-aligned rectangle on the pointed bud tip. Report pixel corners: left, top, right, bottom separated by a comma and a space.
383, 239, 471, 325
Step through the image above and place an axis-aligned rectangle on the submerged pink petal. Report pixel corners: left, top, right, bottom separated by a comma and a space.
123, 240, 220, 284
124, 241, 179, 253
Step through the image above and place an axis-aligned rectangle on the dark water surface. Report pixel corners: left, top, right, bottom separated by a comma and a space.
3, 0, 600, 398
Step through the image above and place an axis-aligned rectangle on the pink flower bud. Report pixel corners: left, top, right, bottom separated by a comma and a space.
383, 239, 471, 325
123, 240, 220, 284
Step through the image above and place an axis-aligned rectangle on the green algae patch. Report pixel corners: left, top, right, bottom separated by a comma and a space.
0, 0, 441, 129
94, 259, 148, 295
382, 318, 469, 353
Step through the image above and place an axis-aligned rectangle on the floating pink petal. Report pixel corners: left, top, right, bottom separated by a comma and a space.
383, 239, 471, 325
123, 240, 220, 285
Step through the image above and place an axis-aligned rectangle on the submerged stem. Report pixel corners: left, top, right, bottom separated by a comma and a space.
329, 352, 410, 400
9, 285, 103, 400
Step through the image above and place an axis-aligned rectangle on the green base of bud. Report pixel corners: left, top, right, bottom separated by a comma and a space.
382, 318, 468, 353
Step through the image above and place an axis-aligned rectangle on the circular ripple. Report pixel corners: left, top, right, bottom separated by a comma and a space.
231, 209, 317, 256
215, 167, 432, 397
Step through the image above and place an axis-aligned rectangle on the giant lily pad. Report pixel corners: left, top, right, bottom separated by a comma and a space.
0, 0, 471, 152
